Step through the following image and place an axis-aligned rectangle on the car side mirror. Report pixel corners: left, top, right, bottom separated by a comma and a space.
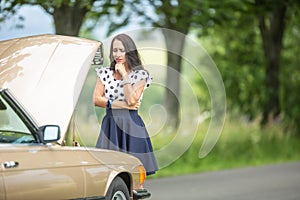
40, 125, 60, 143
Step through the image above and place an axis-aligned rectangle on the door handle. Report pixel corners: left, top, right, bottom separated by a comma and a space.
3, 161, 19, 168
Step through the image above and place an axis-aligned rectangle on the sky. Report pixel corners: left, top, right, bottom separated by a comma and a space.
0, 5, 129, 41
0, 5, 55, 41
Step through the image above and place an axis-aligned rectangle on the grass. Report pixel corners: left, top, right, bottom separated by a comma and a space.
69, 84, 300, 180
148, 115, 300, 179
67, 109, 300, 179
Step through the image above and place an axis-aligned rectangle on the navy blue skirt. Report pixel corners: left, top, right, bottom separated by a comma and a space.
96, 109, 158, 175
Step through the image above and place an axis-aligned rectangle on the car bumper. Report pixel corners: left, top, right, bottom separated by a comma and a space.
133, 189, 151, 199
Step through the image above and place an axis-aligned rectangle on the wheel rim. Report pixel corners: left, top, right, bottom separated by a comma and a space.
112, 191, 127, 200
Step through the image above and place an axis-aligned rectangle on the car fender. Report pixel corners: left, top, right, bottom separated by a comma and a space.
104, 170, 132, 197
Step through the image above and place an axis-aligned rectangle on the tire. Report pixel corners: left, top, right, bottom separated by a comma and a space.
105, 176, 130, 200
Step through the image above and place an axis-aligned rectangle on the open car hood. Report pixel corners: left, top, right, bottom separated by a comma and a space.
0, 34, 102, 143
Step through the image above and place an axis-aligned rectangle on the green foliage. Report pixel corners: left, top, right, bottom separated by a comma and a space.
2, 0, 300, 177
150, 116, 300, 178
196, 14, 265, 119
0, 0, 128, 36
281, 6, 300, 135
193, 0, 300, 135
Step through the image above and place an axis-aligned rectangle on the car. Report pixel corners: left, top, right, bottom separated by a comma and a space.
0, 34, 151, 200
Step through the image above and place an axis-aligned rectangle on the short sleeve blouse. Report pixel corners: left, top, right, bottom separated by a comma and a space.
95, 67, 152, 101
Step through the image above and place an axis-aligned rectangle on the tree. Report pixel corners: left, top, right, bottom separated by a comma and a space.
1, 0, 127, 36
132, 0, 213, 128
203, 0, 300, 131
255, 0, 287, 125
281, 4, 300, 135
199, 3, 265, 120
237, 0, 299, 126
1, 0, 216, 129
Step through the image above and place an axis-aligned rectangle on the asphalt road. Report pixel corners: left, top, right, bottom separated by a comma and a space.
144, 162, 300, 200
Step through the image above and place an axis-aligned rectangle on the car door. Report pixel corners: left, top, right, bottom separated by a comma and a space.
1, 144, 85, 200
0, 156, 5, 200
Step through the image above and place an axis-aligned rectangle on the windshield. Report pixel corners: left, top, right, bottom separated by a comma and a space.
0, 95, 35, 143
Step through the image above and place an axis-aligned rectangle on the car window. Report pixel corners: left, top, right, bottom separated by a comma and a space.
0, 96, 35, 144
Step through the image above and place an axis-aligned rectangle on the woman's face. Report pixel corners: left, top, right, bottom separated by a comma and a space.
112, 39, 126, 64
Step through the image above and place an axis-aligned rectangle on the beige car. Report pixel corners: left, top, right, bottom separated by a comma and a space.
0, 34, 151, 200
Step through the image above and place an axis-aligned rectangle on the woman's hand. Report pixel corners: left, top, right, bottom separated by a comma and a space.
107, 99, 141, 110
128, 101, 141, 110
115, 63, 128, 78
115, 63, 146, 107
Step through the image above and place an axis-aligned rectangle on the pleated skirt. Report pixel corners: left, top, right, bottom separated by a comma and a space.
96, 109, 158, 175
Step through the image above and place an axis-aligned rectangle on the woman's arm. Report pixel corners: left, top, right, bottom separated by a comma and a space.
93, 79, 140, 110
93, 79, 108, 108
115, 63, 146, 106
112, 99, 140, 110
123, 77, 146, 106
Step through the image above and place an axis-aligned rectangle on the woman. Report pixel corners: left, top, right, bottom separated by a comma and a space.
93, 34, 158, 175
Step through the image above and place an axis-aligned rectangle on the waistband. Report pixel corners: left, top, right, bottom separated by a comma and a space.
105, 109, 138, 117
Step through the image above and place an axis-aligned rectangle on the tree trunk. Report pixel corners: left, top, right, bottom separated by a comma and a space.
53, 2, 88, 36
258, 3, 286, 125
162, 29, 186, 128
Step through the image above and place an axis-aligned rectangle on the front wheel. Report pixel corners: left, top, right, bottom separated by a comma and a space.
105, 176, 130, 200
